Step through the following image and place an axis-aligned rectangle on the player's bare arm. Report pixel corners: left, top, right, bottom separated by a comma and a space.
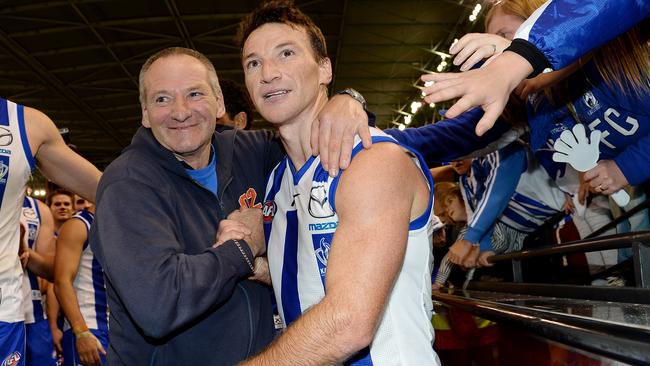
242, 142, 430, 365
24, 107, 101, 202
54, 218, 106, 366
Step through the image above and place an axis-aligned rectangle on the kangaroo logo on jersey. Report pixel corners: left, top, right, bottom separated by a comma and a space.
2, 352, 21, 366
0, 127, 12, 146
582, 91, 600, 114
308, 184, 334, 218
0, 160, 9, 184
312, 233, 331, 284
314, 237, 331, 266
239, 188, 263, 209
263, 200, 276, 222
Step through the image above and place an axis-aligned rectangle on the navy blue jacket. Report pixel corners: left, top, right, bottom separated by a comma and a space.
91, 127, 283, 365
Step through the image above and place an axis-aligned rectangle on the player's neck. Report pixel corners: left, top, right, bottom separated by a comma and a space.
278, 92, 328, 171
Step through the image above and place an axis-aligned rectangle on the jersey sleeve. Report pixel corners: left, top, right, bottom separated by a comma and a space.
512, 0, 650, 72
384, 108, 519, 165
464, 145, 527, 251
613, 133, 650, 185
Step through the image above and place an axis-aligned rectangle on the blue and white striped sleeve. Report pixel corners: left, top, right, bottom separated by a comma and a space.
509, 0, 650, 76
464, 145, 527, 251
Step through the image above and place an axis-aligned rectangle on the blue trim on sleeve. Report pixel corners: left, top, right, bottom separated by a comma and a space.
328, 135, 434, 231
17, 104, 36, 171
345, 346, 373, 365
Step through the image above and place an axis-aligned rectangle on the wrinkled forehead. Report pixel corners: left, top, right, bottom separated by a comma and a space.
143, 54, 218, 94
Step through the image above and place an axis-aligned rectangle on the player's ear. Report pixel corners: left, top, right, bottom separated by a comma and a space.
318, 57, 332, 86
233, 112, 248, 129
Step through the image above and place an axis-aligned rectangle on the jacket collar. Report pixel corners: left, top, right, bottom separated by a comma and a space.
128, 126, 235, 185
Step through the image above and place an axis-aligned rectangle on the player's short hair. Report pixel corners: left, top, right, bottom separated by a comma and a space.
47, 188, 74, 206
237, 0, 328, 62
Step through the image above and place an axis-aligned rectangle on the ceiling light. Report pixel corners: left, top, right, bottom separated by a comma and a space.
410, 101, 422, 114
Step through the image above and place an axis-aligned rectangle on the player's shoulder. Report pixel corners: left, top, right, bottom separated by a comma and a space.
23, 105, 59, 150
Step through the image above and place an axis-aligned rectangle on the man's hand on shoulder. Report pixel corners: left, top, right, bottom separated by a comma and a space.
312, 93, 372, 177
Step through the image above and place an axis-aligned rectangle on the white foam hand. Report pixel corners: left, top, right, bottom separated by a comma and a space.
552, 124, 629, 207
552, 124, 600, 171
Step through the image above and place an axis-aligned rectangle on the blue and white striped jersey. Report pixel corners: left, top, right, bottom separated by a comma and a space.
263, 128, 439, 366
461, 142, 565, 251
63, 210, 108, 333
0, 97, 35, 323
20, 196, 46, 324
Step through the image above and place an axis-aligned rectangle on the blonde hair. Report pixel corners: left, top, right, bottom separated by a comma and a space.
486, 0, 650, 97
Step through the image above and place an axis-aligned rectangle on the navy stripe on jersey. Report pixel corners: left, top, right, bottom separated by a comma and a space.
16, 104, 35, 171
511, 192, 554, 212
501, 207, 538, 230
0, 99, 8, 125
0, 155, 10, 214
346, 346, 373, 366
92, 257, 108, 332
281, 210, 301, 326
263, 160, 288, 246
31, 197, 41, 233
72, 210, 109, 330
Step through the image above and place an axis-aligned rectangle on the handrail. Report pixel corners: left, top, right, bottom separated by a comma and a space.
586, 196, 650, 239
466, 281, 650, 304
433, 289, 650, 365
488, 230, 650, 263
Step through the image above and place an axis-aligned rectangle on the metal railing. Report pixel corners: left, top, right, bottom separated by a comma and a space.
487, 230, 650, 287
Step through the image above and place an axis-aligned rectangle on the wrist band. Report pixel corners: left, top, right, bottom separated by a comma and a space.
504, 38, 553, 78
233, 239, 255, 272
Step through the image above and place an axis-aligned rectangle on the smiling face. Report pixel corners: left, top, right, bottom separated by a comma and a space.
140, 54, 224, 168
242, 22, 331, 127
50, 194, 73, 222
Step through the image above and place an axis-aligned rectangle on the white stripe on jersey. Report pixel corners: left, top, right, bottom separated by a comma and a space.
63, 210, 109, 332
264, 128, 439, 366
0, 98, 34, 323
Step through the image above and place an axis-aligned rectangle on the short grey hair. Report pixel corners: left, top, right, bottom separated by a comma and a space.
138, 47, 221, 104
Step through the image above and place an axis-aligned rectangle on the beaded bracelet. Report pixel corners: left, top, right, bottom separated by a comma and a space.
233, 239, 255, 272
